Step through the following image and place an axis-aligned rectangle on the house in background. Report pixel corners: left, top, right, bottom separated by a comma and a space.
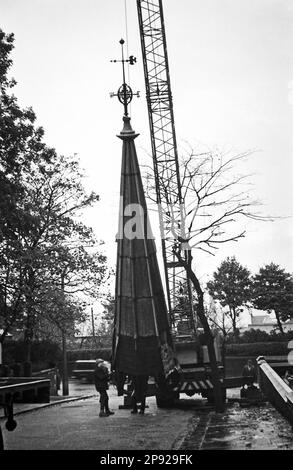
240, 311, 293, 334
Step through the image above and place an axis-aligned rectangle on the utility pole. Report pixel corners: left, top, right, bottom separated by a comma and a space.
61, 271, 69, 396
91, 306, 97, 348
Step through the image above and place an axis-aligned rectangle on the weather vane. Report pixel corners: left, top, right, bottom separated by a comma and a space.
110, 39, 140, 116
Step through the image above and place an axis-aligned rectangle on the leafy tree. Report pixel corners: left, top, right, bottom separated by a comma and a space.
9, 153, 108, 359
0, 29, 108, 359
0, 30, 55, 241
0, 29, 57, 343
207, 256, 252, 333
17, 153, 106, 348
252, 263, 293, 335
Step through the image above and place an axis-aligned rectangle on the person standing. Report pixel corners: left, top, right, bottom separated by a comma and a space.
242, 359, 256, 385
130, 375, 149, 415
94, 358, 114, 417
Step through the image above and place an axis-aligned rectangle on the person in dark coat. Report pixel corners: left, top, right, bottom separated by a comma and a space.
94, 359, 114, 417
130, 375, 149, 415
242, 359, 256, 385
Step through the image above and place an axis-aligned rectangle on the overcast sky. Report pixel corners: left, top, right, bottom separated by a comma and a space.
1, 0, 293, 320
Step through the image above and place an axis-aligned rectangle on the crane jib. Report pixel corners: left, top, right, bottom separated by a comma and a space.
136, 0, 196, 337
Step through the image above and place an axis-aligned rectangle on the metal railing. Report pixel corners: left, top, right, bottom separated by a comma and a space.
257, 356, 293, 424
32, 367, 60, 396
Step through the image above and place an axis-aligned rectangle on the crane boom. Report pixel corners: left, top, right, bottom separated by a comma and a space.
136, 0, 196, 338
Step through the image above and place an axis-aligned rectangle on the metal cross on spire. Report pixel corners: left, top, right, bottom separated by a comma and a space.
110, 39, 140, 117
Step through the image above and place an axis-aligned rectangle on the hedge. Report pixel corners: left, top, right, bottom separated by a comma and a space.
2, 340, 62, 366
67, 348, 112, 362
3, 339, 289, 367
228, 329, 293, 344
226, 341, 289, 357
67, 343, 290, 362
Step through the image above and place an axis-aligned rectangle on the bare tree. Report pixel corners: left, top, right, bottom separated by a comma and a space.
143, 145, 272, 412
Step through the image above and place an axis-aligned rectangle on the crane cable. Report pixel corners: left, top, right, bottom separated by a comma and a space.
124, 0, 131, 114
124, 0, 130, 81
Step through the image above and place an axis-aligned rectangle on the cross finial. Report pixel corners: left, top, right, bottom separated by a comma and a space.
110, 39, 140, 117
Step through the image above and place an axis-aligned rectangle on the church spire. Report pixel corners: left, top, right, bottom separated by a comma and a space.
111, 41, 177, 376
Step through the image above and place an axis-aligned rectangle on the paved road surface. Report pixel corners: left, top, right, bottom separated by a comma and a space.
2, 380, 293, 450
1, 384, 197, 450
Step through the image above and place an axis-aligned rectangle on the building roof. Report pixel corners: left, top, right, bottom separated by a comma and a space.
250, 315, 277, 326
249, 314, 293, 327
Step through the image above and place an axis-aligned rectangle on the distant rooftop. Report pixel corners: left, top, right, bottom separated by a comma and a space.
250, 315, 276, 326
249, 314, 293, 326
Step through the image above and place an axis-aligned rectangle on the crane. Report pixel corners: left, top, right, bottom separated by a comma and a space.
136, 0, 196, 339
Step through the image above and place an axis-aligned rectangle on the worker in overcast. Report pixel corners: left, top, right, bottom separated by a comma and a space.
94, 358, 115, 417
130, 375, 149, 415
242, 359, 257, 386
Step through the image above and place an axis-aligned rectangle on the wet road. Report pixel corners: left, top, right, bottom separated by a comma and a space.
180, 403, 293, 450
2, 380, 293, 450
1, 382, 197, 450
